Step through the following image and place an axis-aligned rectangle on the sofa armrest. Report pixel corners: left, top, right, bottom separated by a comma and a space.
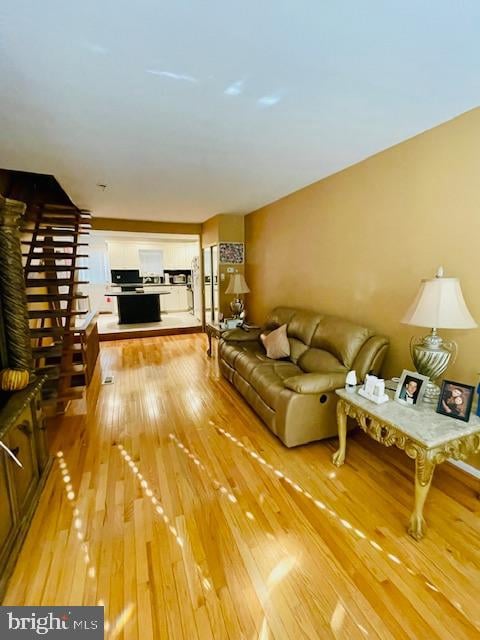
284, 372, 347, 394
352, 335, 389, 381
221, 328, 262, 342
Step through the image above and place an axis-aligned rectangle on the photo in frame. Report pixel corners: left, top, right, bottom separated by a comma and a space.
394, 369, 429, 407
219, 242, 244, 264
436, 380, 474, 422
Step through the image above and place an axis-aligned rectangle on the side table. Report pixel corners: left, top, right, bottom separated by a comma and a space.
205, 323, 227, 357
333, 387, 480, 540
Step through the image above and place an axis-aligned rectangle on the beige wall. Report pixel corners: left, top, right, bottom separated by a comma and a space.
93, 216, 201, 235
201, 213, 245, 247
201, 214, 245, 318
246, 107, 480, 401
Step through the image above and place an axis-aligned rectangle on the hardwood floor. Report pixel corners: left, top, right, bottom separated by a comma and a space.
4, 334, 480, 639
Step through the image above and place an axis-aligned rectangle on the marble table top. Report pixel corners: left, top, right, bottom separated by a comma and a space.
336, 387, 480, 449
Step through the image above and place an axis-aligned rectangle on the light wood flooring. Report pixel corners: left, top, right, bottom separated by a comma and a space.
4, 334, 480, 639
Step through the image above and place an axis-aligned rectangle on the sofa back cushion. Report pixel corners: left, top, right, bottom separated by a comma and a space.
266, 307, 375, 370
266, 307, 321, 363
310, 316, 373, 369
297, 348, 346, 374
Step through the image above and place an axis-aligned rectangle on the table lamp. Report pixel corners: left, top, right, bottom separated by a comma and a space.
225, 273, 250, 318
401, 266, 477, 402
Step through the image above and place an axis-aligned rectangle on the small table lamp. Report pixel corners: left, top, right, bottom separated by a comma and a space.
225, 273, 250, 318
401, 266, 477, 402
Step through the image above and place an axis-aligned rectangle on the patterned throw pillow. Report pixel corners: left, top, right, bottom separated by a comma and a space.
260, 324, 290, 360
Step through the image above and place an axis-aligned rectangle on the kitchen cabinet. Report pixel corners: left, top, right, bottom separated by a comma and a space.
162, 246, 175, 270
107, 242, 139, 269
164, 244, 197, 269
106, 241, 198, 274
177, 286, 188, 310
162, 286, 189, 312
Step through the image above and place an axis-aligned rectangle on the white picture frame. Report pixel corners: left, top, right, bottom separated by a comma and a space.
394, 369, 429, 407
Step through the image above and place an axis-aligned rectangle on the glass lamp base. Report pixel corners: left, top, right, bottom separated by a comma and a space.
230, 298, 244, 318
410, 330, 457, 403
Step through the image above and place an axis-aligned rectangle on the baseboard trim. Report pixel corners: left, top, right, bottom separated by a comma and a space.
99, 326, 202, 341
448, 459, 480, 480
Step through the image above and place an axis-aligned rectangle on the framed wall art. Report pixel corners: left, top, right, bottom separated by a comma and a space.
219, 242, 244, 264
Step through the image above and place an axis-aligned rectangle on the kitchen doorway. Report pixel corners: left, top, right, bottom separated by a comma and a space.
81, 230, 202, 339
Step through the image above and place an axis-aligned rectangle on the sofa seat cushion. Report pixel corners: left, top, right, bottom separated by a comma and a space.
249, 362, 301, 410
220, 341, 262, 368
234, 346, 273, 379
221, 342, 242, 368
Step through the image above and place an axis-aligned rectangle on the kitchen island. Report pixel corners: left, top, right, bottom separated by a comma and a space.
106, 290, 171, 324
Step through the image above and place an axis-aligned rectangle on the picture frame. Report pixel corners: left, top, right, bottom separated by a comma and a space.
219, 242, 244, 264
394, 369, 429, 407
436, 380, 474, 422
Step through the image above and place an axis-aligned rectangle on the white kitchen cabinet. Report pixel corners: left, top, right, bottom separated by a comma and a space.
170, 288, 181, 311
107, 242, 139, 269
164, 244, 198, 269
167, 245, 186, 269
162, 286, 174, 311
177, 287, 188, 310
161, 286, 189, 312
162, 246, 176, 269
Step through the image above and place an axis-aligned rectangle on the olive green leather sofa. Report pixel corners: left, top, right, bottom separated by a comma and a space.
219, 307, 389, 447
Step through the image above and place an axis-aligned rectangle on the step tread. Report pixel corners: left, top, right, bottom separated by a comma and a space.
26, 279, 89, 287
27, 293, 89, 301
22, 241, 88, 247
23, 254, 89, 259
30, 327, 65, 338
32, 344, 63, 357
21, 228, 90, 237
42, 203, 91, 211
24, 217, 92, 226
34, 364, 86, 377
30, 204, 91, 214
41, 389, 85, 404
24, 266, 87, 272
28, 309, 88, 318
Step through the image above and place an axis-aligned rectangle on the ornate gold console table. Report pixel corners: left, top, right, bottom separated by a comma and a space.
333, 388, 480, 540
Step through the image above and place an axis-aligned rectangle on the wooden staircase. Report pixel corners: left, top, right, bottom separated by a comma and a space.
21, 203, 92, 413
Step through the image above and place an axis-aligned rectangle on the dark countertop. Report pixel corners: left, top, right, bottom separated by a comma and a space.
105, 291, 171, 297
109, 283, 189, 288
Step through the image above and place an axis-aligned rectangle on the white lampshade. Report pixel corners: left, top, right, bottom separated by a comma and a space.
401, 271, 477, 329
225, 273, 250, 295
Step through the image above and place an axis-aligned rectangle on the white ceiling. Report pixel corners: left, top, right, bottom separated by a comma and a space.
1, 2, 479, 222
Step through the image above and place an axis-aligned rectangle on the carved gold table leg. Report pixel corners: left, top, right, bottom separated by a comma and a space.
332, 399, 347, 466
407, 454, 435, 541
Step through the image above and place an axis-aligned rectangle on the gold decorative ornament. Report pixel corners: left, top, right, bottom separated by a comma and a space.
0, 368, 30, 391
